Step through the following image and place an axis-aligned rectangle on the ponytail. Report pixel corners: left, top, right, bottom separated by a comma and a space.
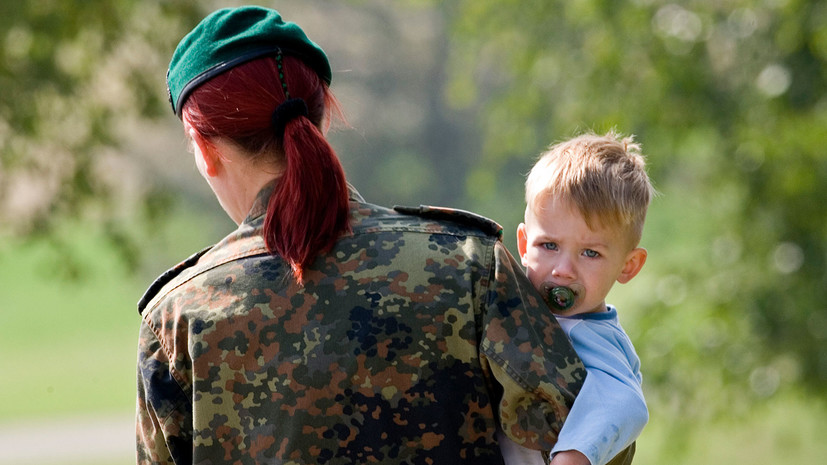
181, 55, 351, 283
265, 112, 350, 283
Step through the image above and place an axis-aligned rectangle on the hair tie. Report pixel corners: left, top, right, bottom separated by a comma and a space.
271, 98, 309, 137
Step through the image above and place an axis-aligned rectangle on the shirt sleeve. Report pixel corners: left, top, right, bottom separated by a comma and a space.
136, 319, 193, 465
550, 319, 648, 465
480, 241, 586, 452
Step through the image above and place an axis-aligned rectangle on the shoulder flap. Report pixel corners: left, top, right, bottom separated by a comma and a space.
136, 246, 212, 315
393, 205, 503, 238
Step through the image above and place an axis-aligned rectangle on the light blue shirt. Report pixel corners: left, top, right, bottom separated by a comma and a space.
551, 306, 648, 465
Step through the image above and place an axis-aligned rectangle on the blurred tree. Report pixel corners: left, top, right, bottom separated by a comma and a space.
0, 0, 482, 275
0, 0, 202, 272
3, 0, 825, 445
320, 0, 481, 210
441, 0, 827, 424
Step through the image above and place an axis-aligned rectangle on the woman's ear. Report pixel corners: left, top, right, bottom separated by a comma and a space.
516, 223, 529, 266
617, 247, 647, 284
186, 124, 221, 178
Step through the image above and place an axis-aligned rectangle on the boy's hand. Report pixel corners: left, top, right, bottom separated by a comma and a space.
550, 450, 591, 465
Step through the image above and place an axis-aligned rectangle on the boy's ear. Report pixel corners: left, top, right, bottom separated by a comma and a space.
516, 223, 529, 266
617, 247, 647, 284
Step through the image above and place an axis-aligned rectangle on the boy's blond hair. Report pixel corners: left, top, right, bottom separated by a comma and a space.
525, 131, 654, 248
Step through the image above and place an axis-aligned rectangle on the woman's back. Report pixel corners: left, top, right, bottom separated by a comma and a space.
138, 188, 582, 464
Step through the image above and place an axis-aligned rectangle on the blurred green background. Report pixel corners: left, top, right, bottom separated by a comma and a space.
1, 0, 826, 463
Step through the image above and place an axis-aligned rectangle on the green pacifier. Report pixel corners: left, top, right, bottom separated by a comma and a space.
548, 286, 575, 311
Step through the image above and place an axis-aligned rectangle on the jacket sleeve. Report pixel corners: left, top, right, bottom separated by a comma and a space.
550, 321, 648, 465
136, 320, 193, 465
480, 241, 586, 452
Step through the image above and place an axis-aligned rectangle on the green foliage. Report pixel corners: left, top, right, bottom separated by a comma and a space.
0, 0, 203, 251
444, 0, 827, 417
2, 1, 825, 460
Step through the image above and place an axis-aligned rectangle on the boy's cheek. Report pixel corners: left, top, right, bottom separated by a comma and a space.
523, 267, 546, 293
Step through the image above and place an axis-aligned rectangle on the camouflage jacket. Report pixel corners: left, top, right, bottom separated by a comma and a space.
136, 185, 585, 465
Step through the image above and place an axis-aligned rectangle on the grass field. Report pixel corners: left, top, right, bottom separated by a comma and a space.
0, 226, 143, 464
2, 214, 826, 464
0, 232, 139, 421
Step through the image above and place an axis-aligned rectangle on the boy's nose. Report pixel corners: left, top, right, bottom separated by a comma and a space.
551, 258, 576, 280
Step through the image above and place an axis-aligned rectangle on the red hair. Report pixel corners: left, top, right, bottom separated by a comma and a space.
182, 56, 350, 283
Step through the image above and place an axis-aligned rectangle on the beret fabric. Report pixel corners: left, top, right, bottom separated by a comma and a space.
167, 6, 331, 116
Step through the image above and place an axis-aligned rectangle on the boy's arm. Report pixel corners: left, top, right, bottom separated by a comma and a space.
552, 446, 635, 465
551, 450, 591, 465
551, 318, 648, 465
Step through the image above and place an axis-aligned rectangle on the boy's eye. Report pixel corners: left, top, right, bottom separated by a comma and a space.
541, 242, 558, 251
583, 249, 600, 258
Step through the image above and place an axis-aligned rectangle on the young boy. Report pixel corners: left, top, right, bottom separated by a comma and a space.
500, 131, 653, 465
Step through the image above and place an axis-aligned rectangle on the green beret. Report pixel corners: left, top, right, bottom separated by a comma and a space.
167, 6, 332, 117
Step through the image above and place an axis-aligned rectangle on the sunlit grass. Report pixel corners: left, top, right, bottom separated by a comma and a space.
637, 392, 827, 464
0, 201, 224, 420
0, 229, 141, 420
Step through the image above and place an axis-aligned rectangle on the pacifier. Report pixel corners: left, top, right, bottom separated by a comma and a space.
547, 286, 576, 311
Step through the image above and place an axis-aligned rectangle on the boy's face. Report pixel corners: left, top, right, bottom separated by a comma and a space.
517, 197, 647, 316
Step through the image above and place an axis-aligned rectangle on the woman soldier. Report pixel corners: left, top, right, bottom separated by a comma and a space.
136, 6, 585, 464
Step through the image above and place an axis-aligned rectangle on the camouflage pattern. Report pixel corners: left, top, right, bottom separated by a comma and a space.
136, 185, 586, 464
